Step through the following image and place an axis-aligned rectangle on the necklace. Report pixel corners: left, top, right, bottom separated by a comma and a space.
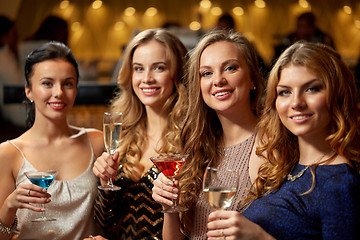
287, 165, 309, 181
287, 151, 336, 182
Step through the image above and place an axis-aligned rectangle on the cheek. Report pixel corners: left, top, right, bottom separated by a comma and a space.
313, 97, 330, 117
200, 79, 211, 95
200, 80, 209, 100
275, 98, 288, 117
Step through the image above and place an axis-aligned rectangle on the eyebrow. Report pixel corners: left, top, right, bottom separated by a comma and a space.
132, 61, 167, 66
200, 58, 240, 69
277, 78, 322, 88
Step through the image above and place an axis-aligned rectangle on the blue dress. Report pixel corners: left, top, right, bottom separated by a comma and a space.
242, 163, 360, 240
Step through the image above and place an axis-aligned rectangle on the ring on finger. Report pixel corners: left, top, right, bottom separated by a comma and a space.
89, 235, 95, 240
28, 189, 31, 196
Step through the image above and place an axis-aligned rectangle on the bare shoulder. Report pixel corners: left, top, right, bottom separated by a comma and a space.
85, 128, 105, 157
0, 139, 22, 175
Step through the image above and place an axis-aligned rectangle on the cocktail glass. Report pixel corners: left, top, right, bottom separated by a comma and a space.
24, 170, 58, 222
150, 154, 188, 213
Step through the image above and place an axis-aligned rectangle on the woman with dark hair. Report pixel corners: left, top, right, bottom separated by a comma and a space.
0, 41, 104, 239
206, 42, 360, 239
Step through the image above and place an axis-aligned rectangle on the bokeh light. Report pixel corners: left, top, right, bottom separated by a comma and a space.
233, 7, 244, 16
92, 0, 102, 9
145, 7, 158, 17
124, 7, 136, 17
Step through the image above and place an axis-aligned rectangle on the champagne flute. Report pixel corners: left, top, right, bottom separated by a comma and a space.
98, 111, 122, 191
150, 154, 188, 213
203, 167, 239, 210
24, 170, 58, 222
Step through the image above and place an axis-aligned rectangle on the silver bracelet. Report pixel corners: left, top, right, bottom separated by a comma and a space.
0, 217, 17, 234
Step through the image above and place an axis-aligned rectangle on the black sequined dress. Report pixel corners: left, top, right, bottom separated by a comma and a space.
94, 165, 163, 240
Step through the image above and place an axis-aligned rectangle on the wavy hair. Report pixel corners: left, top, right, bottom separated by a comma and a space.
177, 30, 264, 234
250, 41, 360, 203
110, 29, 188, 181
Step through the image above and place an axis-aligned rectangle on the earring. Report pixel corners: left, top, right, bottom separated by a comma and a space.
253, 86, 256, 90
30, 100, 33, 103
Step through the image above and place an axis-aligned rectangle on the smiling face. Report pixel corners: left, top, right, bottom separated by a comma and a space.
275, 65, 331, 140
199, 41, 254, 116
131, 40, 174, 112
25, 59, 77, 122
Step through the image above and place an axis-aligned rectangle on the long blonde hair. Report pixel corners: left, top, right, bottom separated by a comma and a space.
111, 29, 188, 181
177, 30, 264, 234
251, 41, 360, 202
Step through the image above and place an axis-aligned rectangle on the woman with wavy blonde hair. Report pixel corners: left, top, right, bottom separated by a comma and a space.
92, 28, 188, 239
152, 30, 265, 239
205, 41, 360, 239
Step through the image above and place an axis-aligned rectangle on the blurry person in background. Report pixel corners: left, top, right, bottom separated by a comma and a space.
273, 12, 335, 63
215, 13, 235, 31
0, 15, 25, 130
19, 15, 69, 74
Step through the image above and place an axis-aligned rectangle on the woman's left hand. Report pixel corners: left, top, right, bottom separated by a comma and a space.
207, 210, 275, 240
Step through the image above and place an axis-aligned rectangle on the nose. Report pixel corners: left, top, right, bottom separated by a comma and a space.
53, 84, 63, 98
291, 93, 306, 110
213, 73, 226, 87
142, 69, 155, 84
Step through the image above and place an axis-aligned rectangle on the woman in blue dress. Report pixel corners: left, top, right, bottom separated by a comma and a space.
206, 41, 360, 239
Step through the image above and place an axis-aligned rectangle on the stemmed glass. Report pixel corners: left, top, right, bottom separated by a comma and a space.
203, 167, 239, 210
24, 170, 58, 222
98, 111, 122, 191
150, 154, 188, 213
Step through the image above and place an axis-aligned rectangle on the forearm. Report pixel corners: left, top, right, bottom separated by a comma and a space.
0, 201, 17, 240
162, 213, 185, 240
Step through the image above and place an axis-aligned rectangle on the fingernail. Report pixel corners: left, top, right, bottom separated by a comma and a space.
172, 194, 178, 198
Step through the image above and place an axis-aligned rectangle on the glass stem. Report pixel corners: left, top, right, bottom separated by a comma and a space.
172, 178, 178, 208
41, 204, 46, 220
107, 149, 116, 187
107, 178, 114, 187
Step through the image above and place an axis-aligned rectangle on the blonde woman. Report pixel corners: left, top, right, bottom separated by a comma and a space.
152, 30, 265, 239
92, 29, 188, 239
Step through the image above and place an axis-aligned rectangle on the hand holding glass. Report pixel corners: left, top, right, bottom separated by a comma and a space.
150, 154, 188, 213
203, 167, 239, 210
24, 170, 58, 222
98, 112, 122, 191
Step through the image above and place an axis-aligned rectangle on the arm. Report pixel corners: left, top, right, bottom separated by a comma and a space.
207, 210, 276, 240
152, 173, 185, 240
0, 142, 50, 240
